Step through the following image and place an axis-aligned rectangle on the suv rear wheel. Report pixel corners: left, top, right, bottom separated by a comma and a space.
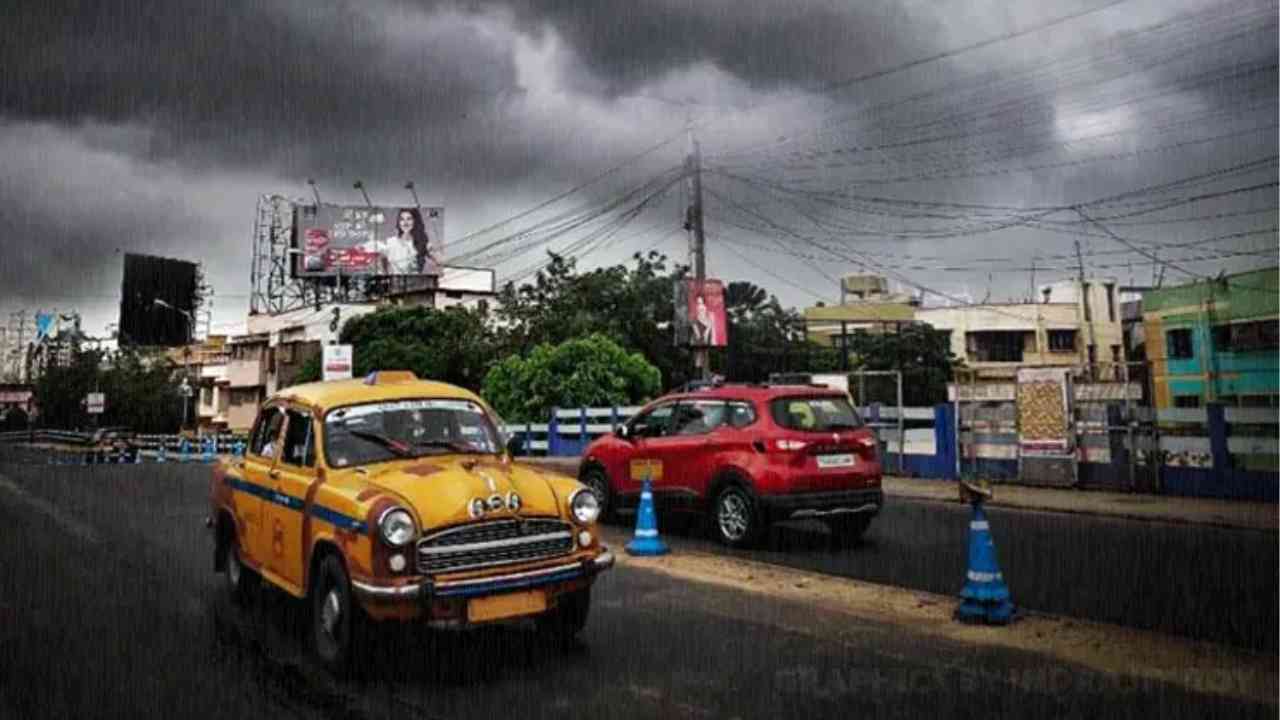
712, 485, 764, 548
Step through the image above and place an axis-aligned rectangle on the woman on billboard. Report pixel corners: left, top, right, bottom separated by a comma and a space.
367, 208, 437, 275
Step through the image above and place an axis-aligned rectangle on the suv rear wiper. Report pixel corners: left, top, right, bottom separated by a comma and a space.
346, 429, 411, 456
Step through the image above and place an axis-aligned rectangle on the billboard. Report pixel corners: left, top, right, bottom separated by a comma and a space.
118, 254, 199, 347
294, 204, 444, 277
673, 278, 728, 348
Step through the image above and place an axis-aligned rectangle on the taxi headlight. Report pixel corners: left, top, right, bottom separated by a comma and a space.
378, 508, 417, 547
569, 488, 600, 525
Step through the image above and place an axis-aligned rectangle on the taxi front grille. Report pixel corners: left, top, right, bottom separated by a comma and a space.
416, 519, 574, 574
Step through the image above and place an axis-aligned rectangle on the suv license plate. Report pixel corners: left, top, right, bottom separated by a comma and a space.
816, 453, 855, 469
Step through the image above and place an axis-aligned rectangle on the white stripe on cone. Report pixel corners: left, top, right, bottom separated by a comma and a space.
970, 521, 989, 530
967, 570, 1002, 582
634, 528, 658, 538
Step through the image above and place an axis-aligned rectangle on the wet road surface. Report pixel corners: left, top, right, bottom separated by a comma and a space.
0, 461, 1273, 719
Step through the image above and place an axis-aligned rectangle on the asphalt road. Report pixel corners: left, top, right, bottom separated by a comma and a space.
627, 496, 1280, 653
0, 460, 1272, 719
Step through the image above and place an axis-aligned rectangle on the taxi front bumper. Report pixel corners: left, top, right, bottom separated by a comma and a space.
351, 549, 615, 602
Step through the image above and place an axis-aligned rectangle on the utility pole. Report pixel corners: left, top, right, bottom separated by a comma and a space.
686, 122, 708, 379
1072, 228, 1097, 379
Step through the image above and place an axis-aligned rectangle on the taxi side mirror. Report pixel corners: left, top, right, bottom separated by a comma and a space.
505, 435, 525, 457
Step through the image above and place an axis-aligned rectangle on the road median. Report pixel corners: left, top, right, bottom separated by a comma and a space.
601, 528, 1277, 706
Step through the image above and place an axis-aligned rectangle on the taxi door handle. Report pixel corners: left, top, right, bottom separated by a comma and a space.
268, 469, 280, 479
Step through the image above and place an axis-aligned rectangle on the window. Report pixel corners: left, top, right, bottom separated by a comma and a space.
281, 409, 314, 467
1047, 329, 1077, 353
671, 401, 727, 436
727, 401, 757, 428
966, 331, 1026, 362
769, 395, 863, 432
1173, 395, 1201, 408
1223, 320, 1280, 351
1166, 328, 1193, 359
1082, 282, 1092, 322
1212, 324, 1233, 350
629, 403, 675, 438
1105, 283, 1116, 323
250, 407, 285, 458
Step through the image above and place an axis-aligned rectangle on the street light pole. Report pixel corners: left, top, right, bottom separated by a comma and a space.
154, 299, 196, 432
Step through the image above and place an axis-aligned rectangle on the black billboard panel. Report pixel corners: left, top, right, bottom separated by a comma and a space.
117, 254, 198, 347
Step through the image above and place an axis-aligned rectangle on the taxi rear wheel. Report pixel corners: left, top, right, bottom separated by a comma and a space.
224, 535, 258, 605
312, 554, 363, 674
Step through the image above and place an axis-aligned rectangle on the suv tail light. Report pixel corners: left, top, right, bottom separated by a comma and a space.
773, 439, 809, 452
852, 436, 878, 460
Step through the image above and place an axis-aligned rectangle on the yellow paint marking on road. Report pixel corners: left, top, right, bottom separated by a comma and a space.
612, 545, 1277, 705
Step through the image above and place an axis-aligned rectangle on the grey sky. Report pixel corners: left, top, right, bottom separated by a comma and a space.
0, 0, 1275, 336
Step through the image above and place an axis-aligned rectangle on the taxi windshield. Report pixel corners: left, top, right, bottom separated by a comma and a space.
323, 399, 501, 468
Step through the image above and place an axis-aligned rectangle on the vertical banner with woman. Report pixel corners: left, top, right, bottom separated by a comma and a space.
673, 278, 728, 347
294, 204, 444, 277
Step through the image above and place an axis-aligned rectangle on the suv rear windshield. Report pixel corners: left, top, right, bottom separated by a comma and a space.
770, 395, 863, 432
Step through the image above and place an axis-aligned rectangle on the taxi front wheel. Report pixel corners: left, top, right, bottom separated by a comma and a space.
312, 555, 363, 674
537, 588, 590, 646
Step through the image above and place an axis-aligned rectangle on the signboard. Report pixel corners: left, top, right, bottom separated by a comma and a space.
294, 204, 444, 278
1015, 367, 1073, 455
673, 278, 728, 348
85, 392, 105, 415
323, 345, 354, 381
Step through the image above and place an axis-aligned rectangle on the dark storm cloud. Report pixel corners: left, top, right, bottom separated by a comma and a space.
483, 0, 936, 97
0, 0, 520, 176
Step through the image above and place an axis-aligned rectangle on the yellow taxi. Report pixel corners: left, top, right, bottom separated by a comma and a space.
207, 371, 612, 671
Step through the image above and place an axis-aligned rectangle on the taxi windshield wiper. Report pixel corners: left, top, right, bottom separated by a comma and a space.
412, 439, 486, 454
346, 429, 412, 456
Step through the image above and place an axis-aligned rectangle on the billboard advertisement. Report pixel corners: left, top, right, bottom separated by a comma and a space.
117, 253, 199, 347
294, 204, 444, 277
673, 278, 728, 348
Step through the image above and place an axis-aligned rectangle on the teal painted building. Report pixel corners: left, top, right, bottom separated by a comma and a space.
1142, 267, 1279, 409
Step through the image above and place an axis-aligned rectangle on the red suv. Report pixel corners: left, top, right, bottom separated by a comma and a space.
579, 384, 883, 547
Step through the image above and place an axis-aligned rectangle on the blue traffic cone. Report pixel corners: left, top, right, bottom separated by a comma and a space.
956, 502, 1015, 625
625, 476, 669, 556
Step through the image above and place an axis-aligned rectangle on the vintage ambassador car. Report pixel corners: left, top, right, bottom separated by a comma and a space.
207, 371, 612, 671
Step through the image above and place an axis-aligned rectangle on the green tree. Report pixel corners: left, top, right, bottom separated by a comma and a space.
33, 347, 183, 432
328, 305, 497, 390
844, 324, 958, 406
482, 334, 662, 422
495, 251, 694, 390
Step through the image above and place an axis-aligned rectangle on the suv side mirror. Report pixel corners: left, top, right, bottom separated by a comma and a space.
505, 435, 525, 457
613, 424, 631, 441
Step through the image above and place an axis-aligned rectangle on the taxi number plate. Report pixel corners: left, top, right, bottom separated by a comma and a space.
816, 453, 855, 469
467, 590, 548, 623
